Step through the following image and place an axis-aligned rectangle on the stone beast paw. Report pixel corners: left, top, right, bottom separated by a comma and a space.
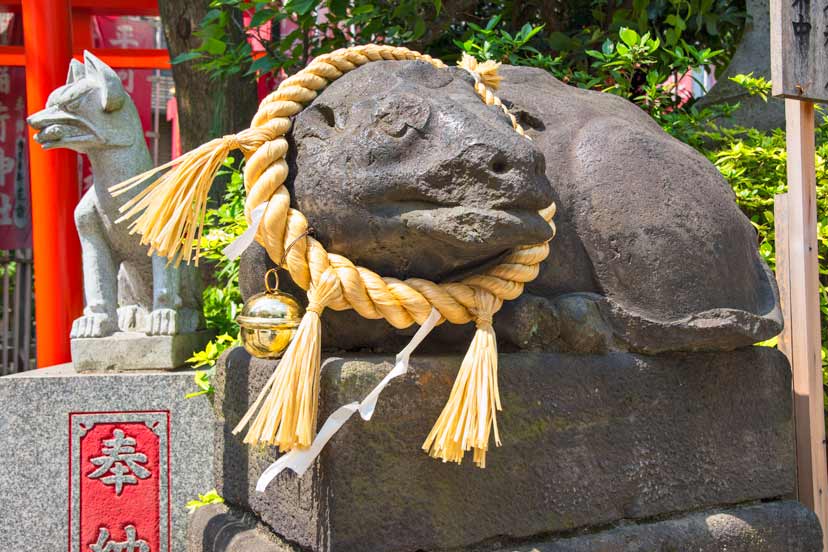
71, 312, 118, 338
147, 308, 179, 336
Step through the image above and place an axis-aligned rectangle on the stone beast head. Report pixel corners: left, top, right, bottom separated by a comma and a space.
290, 60, 554, 281
27, 51, 141, 153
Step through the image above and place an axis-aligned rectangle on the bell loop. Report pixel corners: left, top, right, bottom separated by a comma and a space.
264, 268, 280, 294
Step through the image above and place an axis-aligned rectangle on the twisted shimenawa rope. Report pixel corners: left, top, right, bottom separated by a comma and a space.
239, 46, 555, 331
111, 44, 557, 465
113, 44, 555, 335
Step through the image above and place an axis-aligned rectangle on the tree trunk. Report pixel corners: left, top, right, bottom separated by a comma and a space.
158, 0, 258, 153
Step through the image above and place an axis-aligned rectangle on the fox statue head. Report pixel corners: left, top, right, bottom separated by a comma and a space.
27, 51, 141, 153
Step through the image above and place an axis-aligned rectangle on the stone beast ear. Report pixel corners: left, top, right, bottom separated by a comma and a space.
83, 50, 126, 112
65, 59, 85, 85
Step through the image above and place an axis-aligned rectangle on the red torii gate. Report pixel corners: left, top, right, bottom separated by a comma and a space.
0, 0, 169, 367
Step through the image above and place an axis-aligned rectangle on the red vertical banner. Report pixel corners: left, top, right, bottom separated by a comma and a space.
0, 66, 31, 250
0, 12, 31, 250
70, 412, 170, 552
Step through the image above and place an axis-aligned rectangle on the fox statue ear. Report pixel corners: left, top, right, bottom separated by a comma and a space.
66, 59, 85, 85
83, 50, 126, 113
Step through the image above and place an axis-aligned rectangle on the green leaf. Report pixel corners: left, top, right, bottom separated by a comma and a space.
328, 0, 347, 16
249, 8, 277, 27
246, 55, 279, 76
203, 37, 227, 55
186, 490, 225, 513
285, 0, 317, 15
619, 27, 639, 48
171, 52, 203, 64
601, 38, 615, 55
413, 17, 426, 40
350, 4, 375, 15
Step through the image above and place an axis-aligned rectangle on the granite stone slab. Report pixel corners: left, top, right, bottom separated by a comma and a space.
187, 500, 821, 552
212, 346, 796, 552
0, 364, 214, 552
71, 330, 213, 372
499, 500, 821, 552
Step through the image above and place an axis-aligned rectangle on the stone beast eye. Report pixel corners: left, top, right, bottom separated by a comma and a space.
63, 96, 84, 113
373, 93, 430, 138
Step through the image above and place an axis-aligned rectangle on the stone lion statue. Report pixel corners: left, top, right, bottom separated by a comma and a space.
241, 60, 780, 355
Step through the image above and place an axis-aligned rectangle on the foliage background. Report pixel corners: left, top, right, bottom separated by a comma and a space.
183, 0, 828, 411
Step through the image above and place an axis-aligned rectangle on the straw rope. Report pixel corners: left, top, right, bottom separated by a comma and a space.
111, 45, 557, 461
239, 47, 551, 330
113, 45, 554, 331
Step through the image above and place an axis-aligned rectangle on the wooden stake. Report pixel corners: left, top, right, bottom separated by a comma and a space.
784, 98, 828, 549
774, 193, 792, 360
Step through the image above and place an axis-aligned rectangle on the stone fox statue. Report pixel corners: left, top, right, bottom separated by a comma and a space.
27, 51, 201, 338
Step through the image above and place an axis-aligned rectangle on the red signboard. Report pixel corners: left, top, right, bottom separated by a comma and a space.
70, 411, 170, 552
0, 13, 31, 250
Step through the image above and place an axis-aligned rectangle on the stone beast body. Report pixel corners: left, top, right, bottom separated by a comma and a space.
242, 60, 780, 354
27, 52, 201, 338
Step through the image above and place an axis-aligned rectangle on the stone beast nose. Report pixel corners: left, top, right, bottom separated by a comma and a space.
26, 109, 51, 131
455, 138, 550, 211
422, 108, 553, 213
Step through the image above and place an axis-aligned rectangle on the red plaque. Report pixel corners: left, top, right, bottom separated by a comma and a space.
69, 412, 170, 552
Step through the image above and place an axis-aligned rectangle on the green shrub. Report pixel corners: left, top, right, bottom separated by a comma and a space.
703, 123, 828, 407
186, 157, 247, 394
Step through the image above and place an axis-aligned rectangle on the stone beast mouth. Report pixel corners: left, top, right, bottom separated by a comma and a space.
380, 203, 553, 252
32, 123, 96, 148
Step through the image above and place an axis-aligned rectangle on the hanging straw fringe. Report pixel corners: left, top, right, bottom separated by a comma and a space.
457, 53, 502, 90
233, 269, 341, 451
110, 120, 284, 265
422, 289, 503, 467
109, 135, 241, 265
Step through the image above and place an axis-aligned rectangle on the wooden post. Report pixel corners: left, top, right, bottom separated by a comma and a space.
775, 193, 792, 360
784, 99, 828, 548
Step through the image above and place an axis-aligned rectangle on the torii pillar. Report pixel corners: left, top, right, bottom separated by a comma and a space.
21, 0, 83, 367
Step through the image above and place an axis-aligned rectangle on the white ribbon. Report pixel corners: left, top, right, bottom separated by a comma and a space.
223, 202, 268, 260
255, 307, 442, 492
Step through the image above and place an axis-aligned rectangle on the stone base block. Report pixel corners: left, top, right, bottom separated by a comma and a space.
213, 347, 796, 552
187, 500, 821, 552
0, 364, 214, 552
71, 330, 213, 372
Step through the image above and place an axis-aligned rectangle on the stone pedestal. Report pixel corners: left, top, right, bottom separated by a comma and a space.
71, 330, 213, 372
192, 346, 819, 552
0, 364, 214, 552
188, 500, 821, 552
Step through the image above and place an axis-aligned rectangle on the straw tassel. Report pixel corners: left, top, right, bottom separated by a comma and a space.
233, 269, 341, 451
422, 289, 503, 467
457, 53, 502, 90
109, 134, 246, 265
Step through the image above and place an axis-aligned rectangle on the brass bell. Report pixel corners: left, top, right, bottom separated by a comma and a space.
237, 269, 304, 359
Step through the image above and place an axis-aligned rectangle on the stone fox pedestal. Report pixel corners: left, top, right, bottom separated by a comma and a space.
0, 365, 214, 552
188, 346, 821, 552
